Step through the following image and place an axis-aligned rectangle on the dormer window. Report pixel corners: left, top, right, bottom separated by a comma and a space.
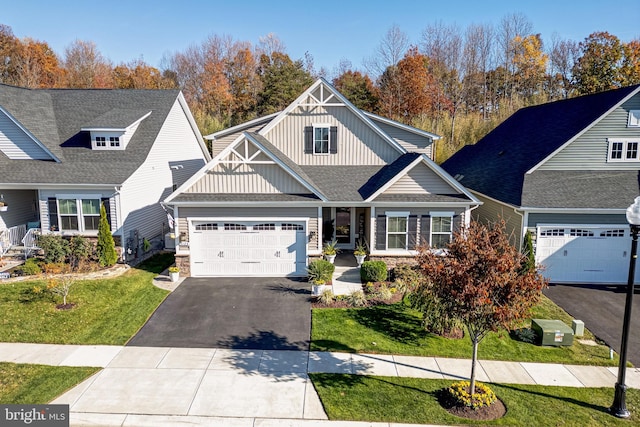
608, 138, 640, 162
628, 110, 640, 127
82, 109, 151, 151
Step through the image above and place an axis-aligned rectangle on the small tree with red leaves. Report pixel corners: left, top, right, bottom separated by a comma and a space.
416, 219, 547, 397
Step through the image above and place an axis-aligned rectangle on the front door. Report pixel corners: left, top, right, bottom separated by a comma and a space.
334, 207, 354, 249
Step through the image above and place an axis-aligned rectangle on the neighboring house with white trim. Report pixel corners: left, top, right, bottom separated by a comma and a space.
442, 84, 640, 284
0, 84, 210, 261
165, 78, 480, 277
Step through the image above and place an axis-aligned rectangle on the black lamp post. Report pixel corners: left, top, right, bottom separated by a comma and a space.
610, 196, 640, 418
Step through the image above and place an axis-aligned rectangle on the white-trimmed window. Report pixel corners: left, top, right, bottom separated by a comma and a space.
628, 110, 640, 127
95, 136, 106, 147
57, 197, 101, 232
608, 139, 640, 162
430, 212, 453, 248
313, 125, 330, 154
109, 136, 120, 147
386, 212, 409, 250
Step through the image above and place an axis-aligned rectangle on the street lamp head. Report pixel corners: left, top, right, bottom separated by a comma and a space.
626, 197, 640, 226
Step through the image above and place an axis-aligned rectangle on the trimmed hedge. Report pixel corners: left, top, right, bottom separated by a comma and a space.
360, 260, 388, 282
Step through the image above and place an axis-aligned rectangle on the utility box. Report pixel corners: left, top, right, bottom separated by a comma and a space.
531, 319, 574, 346
572, 319, 585, 337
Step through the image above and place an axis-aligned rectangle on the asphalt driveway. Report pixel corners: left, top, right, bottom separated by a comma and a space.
127, 277, 311, 350
544, 283, 640, 366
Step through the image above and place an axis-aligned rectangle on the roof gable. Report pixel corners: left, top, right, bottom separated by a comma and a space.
260, 78, 406, 155
166, 132, 326, 202
0, 106, 57, 161
442, 84, 640, 206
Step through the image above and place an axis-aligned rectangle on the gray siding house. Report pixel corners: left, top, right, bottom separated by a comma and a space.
0, 84, 210, 261
166, 78, 479, 277
442, 84, 640, 284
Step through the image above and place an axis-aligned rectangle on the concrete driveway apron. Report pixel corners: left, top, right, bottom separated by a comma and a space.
127, 277, 311, 350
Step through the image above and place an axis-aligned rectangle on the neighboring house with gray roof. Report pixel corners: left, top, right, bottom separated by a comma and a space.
165, 78, 479, 277
442, 84, 640, 284
0, 84, 210, 262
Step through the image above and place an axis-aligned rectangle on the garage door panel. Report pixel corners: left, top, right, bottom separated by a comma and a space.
190, 222, 306, 277
536, 226, 632, 284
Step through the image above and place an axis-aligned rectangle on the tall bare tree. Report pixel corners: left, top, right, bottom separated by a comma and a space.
549, 34, 579, 99
63, 40, 113, 88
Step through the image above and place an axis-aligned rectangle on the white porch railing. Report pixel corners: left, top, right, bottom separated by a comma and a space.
0, 225, 27, 257
21, 227, 39, 259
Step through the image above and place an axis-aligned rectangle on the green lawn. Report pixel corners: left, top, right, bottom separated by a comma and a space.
311, 373, 640, 426
311, 296, 617, 366
0, 362, 99, 404
0, 253, 172, 345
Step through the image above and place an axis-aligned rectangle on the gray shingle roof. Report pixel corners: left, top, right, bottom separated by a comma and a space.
81, 108, 151, 129
522, 170, 640, 209
301, 166, 382, 201
442, 84, 640, 206
0, 84, 181, 185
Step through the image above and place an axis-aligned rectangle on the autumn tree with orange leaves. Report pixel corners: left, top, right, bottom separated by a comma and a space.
415, 219, 547, 397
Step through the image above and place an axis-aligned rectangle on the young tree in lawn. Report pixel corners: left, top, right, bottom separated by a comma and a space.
97, 202, 117, 267
415, 219, 547, 397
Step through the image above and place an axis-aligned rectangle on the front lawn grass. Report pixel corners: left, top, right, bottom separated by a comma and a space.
310, 373, 640, 426
0, 362, 99, 404
0, 253, 172, 345
311, 295, 617, 366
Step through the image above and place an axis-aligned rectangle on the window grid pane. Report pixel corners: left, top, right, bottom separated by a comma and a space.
388, 234, 407, 249
82, 199, 100, 215
58, 199, 77, 215
627, 142, 638, 159
84, 216, 100, 230
314, 127, 329, 154
611, 142, 623, 159
60, 216, 78, 231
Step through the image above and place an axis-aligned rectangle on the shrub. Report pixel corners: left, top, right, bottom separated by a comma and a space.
360, 260, 387, 282
18, 258, 41, 276
512, 327, 538, 344
446, 381, 497, 409
392, 263, 422, 290
346, 290, 368, 307
375, 284, 393, 301
307, 259, 335, 283
37, 234, 70, 263
69, 235, 92, 270
318, 289, 334, 305
97, 202, 117, 267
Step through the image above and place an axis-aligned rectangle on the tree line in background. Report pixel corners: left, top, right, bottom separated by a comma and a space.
1, 13, 638, 161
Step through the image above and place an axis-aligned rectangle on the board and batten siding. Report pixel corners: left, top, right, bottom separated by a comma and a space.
370, 119, 433, 157
383, 164, 460, 195
265, 104, 399, 166
0, 190, 38, 230
539, 94, 640, 170
185, 163, 308, 194
179, 206, 319, 250
119, 98, 207, 244
471, 193, 523, 248
0, 110, 52, 160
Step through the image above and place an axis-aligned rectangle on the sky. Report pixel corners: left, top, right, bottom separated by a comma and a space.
3, 0, 639, 75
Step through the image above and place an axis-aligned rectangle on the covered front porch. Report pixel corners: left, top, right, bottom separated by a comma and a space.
321, 206, 370, 250
0, 189, 40, 260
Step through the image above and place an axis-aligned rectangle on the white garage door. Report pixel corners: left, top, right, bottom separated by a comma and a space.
536, 225, 633, 283
190, 221, 307, 277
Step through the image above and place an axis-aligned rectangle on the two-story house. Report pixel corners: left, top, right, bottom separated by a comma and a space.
442, 84, 640, 284
166, 78, 480, 277
0, 84, 210, 262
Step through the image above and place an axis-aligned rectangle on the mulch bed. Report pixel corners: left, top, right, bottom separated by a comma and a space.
437, 388, 506, 421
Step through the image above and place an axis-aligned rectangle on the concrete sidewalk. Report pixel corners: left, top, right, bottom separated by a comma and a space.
2, 343, 639, 426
